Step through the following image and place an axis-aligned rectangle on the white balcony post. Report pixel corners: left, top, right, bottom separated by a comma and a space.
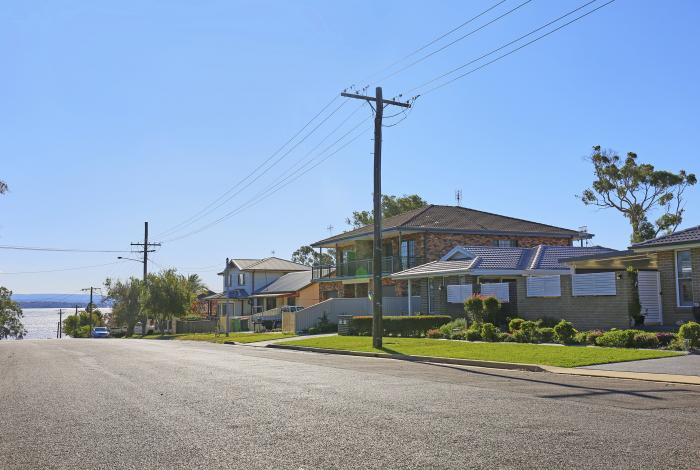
408, 279, 412, 315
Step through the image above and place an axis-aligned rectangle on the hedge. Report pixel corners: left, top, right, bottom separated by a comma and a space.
348, 315, 451, 337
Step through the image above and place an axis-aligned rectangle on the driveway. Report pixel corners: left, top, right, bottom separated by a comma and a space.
2, 339, 700, 469
581, 353, 700, 376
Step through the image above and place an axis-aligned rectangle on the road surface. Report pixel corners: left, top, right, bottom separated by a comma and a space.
2, 339, 699, 469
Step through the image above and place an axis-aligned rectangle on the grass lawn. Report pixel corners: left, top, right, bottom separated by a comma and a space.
137, 332, 295, 344
278, 336, 683, 368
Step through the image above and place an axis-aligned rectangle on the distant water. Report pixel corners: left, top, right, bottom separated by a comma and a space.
18, 308, 112, 340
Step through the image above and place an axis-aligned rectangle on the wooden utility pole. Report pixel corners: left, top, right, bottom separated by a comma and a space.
341, 87, 410, 348
57, 309, 63, 338
81, 286, 99, 336
131, 222, 161, 335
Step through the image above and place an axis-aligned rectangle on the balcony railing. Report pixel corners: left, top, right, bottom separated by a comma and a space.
311, 256, 424, 280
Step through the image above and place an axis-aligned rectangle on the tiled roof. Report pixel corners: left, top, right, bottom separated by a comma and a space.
205, 289, 250, 299
251, 271, 312, 296
231, 258, 261, 270
630, 225, 700, 249
312, 205, 587, 246
391, 245, 613, 278
243, 257, 310, 272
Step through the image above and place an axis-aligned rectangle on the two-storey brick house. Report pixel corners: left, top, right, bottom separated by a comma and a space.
310, 205, 591, 301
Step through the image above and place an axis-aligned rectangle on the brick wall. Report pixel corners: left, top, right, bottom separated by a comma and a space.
422, 233, 572, 261
656, 248, 700, 326
516, 272, 633, 330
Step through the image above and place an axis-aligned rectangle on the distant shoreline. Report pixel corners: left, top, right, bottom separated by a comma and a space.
18, 301, 112, 309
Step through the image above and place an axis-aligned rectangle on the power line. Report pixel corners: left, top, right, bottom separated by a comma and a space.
163, 119, 372, 243
414, 0, 616, 96
374, 0, 534, 85
0, 245, 131, 253
402, 0, 600, 95
0, 260, 126, 275
356, 0, 508, 86
156, 96, 347, 238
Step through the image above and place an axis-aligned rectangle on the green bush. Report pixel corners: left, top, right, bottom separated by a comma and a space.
679, 321, 700, 347
497, 332, 513, 342
536, 316, 561, 328
348, 315, 451, 337
508, 318, 524, 332
308, 327, 319, 335
553, 320, 577, 344
538, 327, 555, 343
632, 332, 660, 349
595, 329, 640, 348
465, 328, 482, 341
464, 296, 485, 324
439, 318, 467, 337
450, 331, 467, 340
315, 313, 337, 333
480, 322, 499, 342
511, 329, 528, 343
520, 321, 541, 343
482, 296, 503, 325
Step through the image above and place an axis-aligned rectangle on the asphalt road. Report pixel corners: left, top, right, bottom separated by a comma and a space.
2, 339, 700, 470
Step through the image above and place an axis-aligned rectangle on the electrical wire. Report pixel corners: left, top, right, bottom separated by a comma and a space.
0, 260, 126, 275
355, 0, 508, 86
401, 0, 599, 95
0, 245, 131, 253
373, 0, 535, 85
155, 95, 344, 238
157, 99, 349, 239
414, 0, 616, 97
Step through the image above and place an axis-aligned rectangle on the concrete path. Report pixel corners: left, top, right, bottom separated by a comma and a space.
580, 353, 700, 376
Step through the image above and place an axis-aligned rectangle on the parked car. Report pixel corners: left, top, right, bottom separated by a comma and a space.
91, 326, 110, 338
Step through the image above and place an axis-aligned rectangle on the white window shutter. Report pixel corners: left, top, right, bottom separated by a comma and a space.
480, 283, 510, 302
572, 272, 616, 296
527, 276, 561, 297
447, 284, 472, 303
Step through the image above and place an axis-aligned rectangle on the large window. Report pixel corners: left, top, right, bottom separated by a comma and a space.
676, 250, 694, 307
238, 273, 246, 286
401, 240, 416, 267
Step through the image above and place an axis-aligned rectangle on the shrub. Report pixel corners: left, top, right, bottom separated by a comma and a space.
595, 329, 641, 348
574, 331, 588, 344
536, 316, 560, 328
553, 320, 577, 345
511, 330, 528, 343
520, 321, 541, 343
464, 296, 485, 324
538, 327, 555, 343
655, 332, 676, 347
668, 338, 689, 351
480, 322, 499, 342
315, 313, 338, 333
465, 327, 482, 341
348, 315, 451, 337
450, 331, 467, 341
509, 318, 525, 332
632, 332, 660, 349
482, 296, 502, 324
679, 321, 700, 348
426, 328, 443, 339
497, 332, 513, 342
308, 327, 319, 335
575, 330, 604, 345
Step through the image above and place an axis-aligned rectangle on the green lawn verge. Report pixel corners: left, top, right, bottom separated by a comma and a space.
277, 336, 683, 368
136, 332, 295, 344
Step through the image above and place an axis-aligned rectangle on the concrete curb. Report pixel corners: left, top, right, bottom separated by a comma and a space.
268, 344, 700, 385
266, 344, 546, 372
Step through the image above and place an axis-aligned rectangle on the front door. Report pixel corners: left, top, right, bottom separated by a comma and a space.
638, 271, 662, 324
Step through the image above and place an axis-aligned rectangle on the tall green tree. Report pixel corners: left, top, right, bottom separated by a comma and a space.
0, 287, 26, 340
104, 277, 144, 336
291, 246, 336, 266
142, 269, 195, 335
579, 146, 696, 243
346, 194, 428, 228
62, 309, 103, 338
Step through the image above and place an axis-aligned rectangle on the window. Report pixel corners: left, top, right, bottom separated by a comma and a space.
527, 276, 561, 297
493, 239, 517, 248
447, 284, 472, 303
676, 250, 694, 307
238, 273, 246, 285
400, 240, 417, 267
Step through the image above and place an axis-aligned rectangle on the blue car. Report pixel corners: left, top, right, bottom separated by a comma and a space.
91, 326, 110, 338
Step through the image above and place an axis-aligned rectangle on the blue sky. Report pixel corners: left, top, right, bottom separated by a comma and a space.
2, 0, 699, 294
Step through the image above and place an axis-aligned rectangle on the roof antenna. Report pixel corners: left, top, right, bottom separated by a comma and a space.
327, 224, 334, 235
578, 226, 588, 247
455, 189, 462, 207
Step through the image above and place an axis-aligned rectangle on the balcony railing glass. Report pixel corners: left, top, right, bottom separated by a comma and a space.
311, 256, 424, 280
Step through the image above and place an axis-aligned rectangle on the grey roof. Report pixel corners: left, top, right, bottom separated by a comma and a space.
243, 257, 310, 272
204, 289, 249, 300
251, 271, 312, 296
630, 225, 700, 249
231, 258, 262, 270
391, 245, 614, 279
312, 205, 588, 246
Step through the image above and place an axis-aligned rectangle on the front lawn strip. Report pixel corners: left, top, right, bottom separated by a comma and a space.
137, 332, 295, 344
276, 336, 682, 368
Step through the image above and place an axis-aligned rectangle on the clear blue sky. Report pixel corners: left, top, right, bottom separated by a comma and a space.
2, 0, 699, 294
